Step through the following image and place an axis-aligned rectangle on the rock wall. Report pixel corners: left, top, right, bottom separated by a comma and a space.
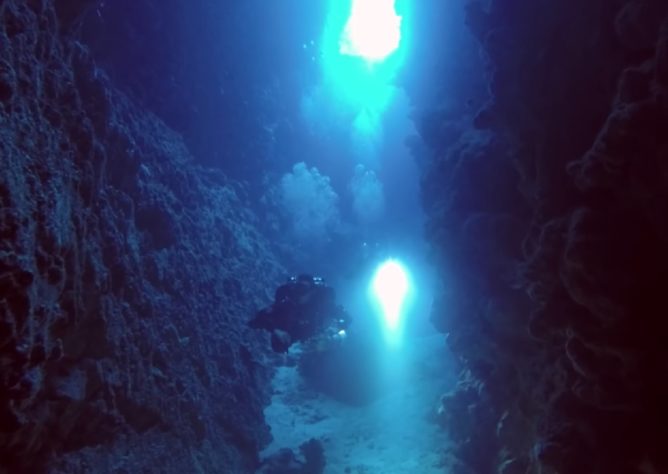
417, 0, 668, 472
0, 1, 283, 472
77, 0, 324, 184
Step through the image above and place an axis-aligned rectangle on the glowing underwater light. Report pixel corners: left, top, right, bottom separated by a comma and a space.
339, 0, 402, 62
319, 0, 409, 118
372, 259, 409, 331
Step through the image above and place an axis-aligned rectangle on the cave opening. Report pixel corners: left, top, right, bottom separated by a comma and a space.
2, 0, 668, 473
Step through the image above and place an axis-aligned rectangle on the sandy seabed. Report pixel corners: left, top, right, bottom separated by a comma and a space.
262, 334, 455, 474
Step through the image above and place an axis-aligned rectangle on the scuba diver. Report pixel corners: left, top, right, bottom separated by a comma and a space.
249, 274, 351, 353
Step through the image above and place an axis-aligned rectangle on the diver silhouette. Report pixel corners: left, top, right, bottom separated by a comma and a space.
249, 274, 350, 352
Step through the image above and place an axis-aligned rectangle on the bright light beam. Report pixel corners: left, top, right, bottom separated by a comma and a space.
339, 0, 402, 63
372, 259, 409, 332
318, 0, 409, 130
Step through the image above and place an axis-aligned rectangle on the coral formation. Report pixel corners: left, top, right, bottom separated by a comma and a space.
0, 1, 283, 472
417, 0, 668, 472
278, 162, 340, 240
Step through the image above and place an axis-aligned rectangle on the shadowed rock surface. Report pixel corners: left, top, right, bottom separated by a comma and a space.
415, 0, 668, 472
0, 1, 283, 472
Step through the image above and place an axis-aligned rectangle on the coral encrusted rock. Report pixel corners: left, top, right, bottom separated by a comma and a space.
0, 1, 283, 472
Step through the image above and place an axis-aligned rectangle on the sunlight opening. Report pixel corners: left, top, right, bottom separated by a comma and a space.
339, 0, 402, 63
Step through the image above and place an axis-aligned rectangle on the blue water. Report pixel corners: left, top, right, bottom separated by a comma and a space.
82, 1, 484, 471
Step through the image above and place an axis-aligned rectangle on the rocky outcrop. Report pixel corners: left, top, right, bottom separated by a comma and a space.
256, 438, 325, 474
77, 0, 322, 185
417, 0, 668, 472
0, 1, 283, 472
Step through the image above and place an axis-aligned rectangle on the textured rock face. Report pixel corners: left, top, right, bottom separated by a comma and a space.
417, 0, 668, 472
77, 0, 324, 184
0, 1, 283, 472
